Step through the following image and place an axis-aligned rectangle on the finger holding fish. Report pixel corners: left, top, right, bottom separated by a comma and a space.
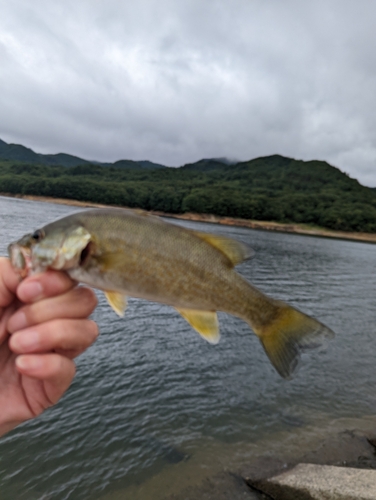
7, 286, 97, 334
15, 353, 76, 407
16, 270, 77, 303
9, 318, 99, 359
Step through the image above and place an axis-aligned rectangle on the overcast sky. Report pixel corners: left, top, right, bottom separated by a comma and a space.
1, 1, 376, 186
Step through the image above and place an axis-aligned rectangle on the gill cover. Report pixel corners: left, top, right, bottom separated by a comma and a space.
32, 226, 92, 271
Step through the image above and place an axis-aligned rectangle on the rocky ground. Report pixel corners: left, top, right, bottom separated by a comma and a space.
166, 427, 376, 500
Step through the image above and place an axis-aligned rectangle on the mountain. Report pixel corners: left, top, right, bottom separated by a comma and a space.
137, 160, 167, 170
0, 139, 92, 167
0, 138, 166, 169
0, 138, 233, 170
112, 159, 165, 170
1, 138, 376, 233
181, 158, 230, 171
211, 157, 238, 165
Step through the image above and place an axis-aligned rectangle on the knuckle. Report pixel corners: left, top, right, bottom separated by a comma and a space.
22, 305, 37, 327
88, 320, 99, 342
55, 355, 76, 382
77, 319, 99, 348
57, 353, 73, 373
75, 287, 98, 312
48, 320, 71, 350
38, 271, 72, 297
54, 318, 98, 350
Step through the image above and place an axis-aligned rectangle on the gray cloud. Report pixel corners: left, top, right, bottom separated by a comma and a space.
0, 0, 376, 185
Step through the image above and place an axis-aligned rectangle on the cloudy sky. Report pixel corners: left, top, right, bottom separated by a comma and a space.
1, 1, 376, 185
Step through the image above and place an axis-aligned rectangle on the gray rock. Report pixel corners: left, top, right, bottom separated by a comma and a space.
166, 471, 265, 500
251, 463, 376, 500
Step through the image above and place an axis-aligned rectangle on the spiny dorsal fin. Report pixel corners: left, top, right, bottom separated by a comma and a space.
104, 291, 127, 317
176, 308, 220, 344
193, 231, 254, 266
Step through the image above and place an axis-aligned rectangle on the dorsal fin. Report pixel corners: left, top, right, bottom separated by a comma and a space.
193, 231, 254, 266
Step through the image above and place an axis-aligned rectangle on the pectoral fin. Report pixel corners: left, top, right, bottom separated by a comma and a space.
104, 291, 127, 317
176, 308, 220, 344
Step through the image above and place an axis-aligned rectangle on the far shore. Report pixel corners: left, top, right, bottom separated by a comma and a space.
3, 192, 376, 244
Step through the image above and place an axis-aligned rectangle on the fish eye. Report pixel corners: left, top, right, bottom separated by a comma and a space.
31, 229, 44, 242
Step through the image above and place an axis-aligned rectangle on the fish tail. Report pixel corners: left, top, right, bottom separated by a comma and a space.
250, 302, 334, 379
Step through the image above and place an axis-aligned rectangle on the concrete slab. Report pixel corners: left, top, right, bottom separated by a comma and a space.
251, 463, 376, 500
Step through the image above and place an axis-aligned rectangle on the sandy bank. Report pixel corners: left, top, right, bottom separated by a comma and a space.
3, 193, 376, 244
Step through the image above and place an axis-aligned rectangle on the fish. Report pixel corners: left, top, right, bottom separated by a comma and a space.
8, 208, 334, 379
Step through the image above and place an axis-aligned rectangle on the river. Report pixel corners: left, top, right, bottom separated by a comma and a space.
0, 195, 375, 499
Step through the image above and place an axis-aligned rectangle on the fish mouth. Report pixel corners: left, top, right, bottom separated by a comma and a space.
79, 241, 93, 267
8, 243, 33, 278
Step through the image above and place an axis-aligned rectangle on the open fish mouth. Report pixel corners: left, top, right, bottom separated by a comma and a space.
8, 225, 92, 276
8, 242, 33, 278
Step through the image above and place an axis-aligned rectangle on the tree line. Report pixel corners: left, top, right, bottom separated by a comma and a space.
1, 154, 376, 233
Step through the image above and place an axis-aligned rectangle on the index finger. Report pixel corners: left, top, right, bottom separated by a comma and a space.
17, 270, 77, 303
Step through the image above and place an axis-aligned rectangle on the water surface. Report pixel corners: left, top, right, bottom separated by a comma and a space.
0, 196, 375, 499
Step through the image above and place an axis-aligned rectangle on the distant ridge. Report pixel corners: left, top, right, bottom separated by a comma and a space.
211, 157, 238, 165
0, 137, 238, 171
181, 158, 229, 171
0, 138, 92, 167
0, 138, 166, 169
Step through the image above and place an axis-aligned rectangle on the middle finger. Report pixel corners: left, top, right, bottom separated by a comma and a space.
9, 318, 99, 358
7, 286, 97, 333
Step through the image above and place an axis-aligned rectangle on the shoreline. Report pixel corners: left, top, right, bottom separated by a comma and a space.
3, 192, 376, 244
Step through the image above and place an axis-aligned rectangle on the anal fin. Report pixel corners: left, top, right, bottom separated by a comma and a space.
176, 308, 220, 344
104, 291, 127, 317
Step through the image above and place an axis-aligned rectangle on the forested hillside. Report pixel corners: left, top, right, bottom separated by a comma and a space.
1, 154, 375, 233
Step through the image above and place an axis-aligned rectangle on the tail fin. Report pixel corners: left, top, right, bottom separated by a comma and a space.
253, 303, 335, 379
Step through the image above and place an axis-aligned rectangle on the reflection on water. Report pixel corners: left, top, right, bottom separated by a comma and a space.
0, 196, 376, 499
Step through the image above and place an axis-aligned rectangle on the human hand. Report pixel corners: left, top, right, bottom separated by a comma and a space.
0, 257, 98, 437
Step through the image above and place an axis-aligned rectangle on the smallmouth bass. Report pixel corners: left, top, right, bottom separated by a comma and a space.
8, 208, 334, 378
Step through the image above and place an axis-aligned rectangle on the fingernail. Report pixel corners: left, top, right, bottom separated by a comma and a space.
8, 311, 27, 332
16, 355, 43, 371
11, 331, 40, 352
19, 281, 43, 301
